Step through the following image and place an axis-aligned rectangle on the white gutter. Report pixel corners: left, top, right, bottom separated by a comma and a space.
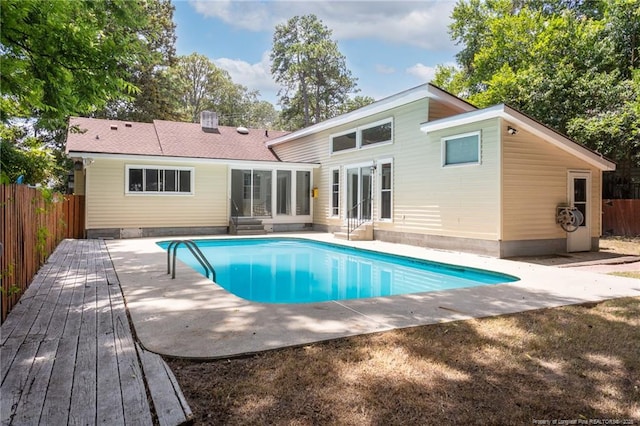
67, 151, 320, 168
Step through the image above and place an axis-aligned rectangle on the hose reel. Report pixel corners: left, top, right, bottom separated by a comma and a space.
556, 206, 584, 233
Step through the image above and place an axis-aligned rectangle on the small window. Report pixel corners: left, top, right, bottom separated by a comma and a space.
331, 169, 340, 216
362, 122, 392, 147
443, 132, 480, 166
126, 166, 193, 194
380, 162, 392, 220
332, 131, 356, 152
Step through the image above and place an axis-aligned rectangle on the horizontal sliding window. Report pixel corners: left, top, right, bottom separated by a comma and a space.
126, 166, 193, 194
442, 132, 480, 166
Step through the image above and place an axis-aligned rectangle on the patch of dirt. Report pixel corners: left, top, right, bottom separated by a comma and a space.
166, 297, 640, 425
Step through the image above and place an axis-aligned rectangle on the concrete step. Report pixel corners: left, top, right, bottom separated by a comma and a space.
333, 225, 373, 241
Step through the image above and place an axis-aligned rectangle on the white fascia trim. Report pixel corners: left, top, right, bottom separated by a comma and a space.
420, 104, 616, 171
266, 84, 432, 147
67, 152, 320, 169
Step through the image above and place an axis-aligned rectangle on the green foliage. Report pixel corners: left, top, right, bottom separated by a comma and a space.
0, 125, 60, 186
271, 15, 358, 129
93, 0, 179, 122
1, 0, 150, 129
168, 53, 277, 128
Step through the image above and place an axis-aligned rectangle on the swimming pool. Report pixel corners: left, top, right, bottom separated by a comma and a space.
159, 238, 519, 303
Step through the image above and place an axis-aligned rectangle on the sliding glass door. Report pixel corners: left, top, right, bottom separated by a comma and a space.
230, 169, 272, 217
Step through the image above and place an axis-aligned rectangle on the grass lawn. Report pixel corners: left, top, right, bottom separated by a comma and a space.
166, 237, 640, 425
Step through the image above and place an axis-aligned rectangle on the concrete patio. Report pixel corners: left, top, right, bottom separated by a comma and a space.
106, 233, 640, 359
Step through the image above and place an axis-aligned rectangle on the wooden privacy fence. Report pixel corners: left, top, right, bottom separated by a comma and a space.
1, 184, 85, 322
602, 199, 640, 237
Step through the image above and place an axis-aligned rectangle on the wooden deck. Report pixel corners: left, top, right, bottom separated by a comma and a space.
1, 239, 192, 426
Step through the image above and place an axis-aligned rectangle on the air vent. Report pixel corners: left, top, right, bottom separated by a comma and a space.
236, 126, 249, 135
200, 111, 218, 133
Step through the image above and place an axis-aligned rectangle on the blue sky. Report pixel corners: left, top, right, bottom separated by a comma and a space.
172, 0, 460, 106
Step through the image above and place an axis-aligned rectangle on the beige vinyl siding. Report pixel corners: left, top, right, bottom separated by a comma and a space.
274, 101, 429, 226
85, 158, 228, 229
392, 118, 501, 240
275, 100, 501, 240
501, 120, 602, 241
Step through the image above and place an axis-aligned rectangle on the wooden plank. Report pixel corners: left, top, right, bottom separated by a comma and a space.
11, 338, 59, 425
110, 283, 153, 425
137, 343, 193, 426
68, 271, 98, 426
0, 340, 40, 425
40, 336, 76, 425
96, 263, 125, 425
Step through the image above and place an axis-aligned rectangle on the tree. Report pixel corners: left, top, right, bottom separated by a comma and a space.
1, 0, 157, 187
435, 0, 639, 176
1, 0, 150, 130
271, 15, 358, 129
170, 53, 277, 128
94, 0, 180, 123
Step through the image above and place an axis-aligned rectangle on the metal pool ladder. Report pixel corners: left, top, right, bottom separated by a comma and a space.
167, 239, 216, 281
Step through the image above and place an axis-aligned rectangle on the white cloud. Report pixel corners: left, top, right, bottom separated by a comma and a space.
406, 63, 437, 82
406, 61, 458, 83
213, 51, 280, 102
189, 0, 457, 51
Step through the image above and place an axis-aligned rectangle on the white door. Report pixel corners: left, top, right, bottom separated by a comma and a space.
346, 166, 372, 220
567, 171, 591, 252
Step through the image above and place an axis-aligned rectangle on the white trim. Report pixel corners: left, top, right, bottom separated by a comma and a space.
125, 164, 195, 196
377, 158, 394, 222
267, 84, 475, 147
329, 167, 341, 218
567, 170, 592, 252
330, 117, 394, 156
68, 151, 320, 169
441, 131, 481, 167
421, 104, 615, 171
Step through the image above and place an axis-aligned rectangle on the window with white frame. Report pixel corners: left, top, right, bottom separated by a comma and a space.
442, 131, 481, 166
379, 161, 392, 220
126, 166, 193, 194
332, 131, 357, 152
331, 168, 340, 216
331, 118, 393, 154
362, 121, 392, 147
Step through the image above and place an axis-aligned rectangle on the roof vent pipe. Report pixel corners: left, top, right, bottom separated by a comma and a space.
200, 111, 218, 133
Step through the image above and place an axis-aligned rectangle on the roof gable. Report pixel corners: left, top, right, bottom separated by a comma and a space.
419, 104, 615, 171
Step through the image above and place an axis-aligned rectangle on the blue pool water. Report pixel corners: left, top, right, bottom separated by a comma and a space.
158, 238, 518, 304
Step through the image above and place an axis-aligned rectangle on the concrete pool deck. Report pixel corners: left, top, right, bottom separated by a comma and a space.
106, 233, 640, 359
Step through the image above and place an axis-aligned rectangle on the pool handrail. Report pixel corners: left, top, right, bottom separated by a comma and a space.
167, 239, 216, 281
347, 197, 372, 240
